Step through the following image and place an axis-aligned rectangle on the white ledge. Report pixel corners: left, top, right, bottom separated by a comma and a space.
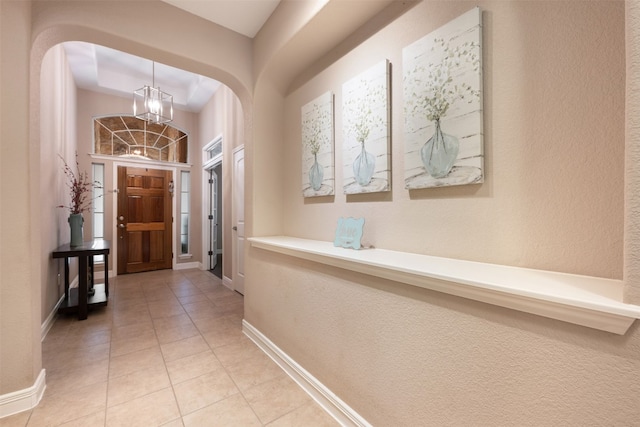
249, 236, 640, 335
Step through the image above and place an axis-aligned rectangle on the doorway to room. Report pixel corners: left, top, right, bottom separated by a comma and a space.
203, 136, 223, 278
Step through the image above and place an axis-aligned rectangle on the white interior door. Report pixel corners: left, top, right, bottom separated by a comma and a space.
209, 169, 218, 270
233, 146, 245, 294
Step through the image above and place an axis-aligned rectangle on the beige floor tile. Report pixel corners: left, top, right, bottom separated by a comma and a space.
27, 381, 107, 427
182, 393, 262, 427
213, 336, 264, 366
181, 300, 217, 320
159, 419, 184, 427
176, 293, 205, 306
106, 387, 180, 427
111, 308, 153, 328
147, 300, 187, 319
224, 351, 286, 392
46, 358, 109, 395
110, 321, 154, 341
243, 375, 313, 424
266, 402, 339, 427
165, 350, 224, 385
152, 313, 194, 330
160, 335, 209, 362
110, 329, 159, 358
155, 321, 200, 345
58, 410, 105, 426
107, 364, 171, 407
201, 323, 245, 349
44, 342, 111, 372
0, 410, 30, 427
173, 370, 240, 415
108, 345, 164, 379
168, 282, 202, 298
31, 269, 338, 427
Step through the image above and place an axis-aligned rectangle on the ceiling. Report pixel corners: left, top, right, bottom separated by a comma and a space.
63, 0, 281, 113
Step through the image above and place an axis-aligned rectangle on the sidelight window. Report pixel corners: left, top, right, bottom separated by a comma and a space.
180, 171, 190, 255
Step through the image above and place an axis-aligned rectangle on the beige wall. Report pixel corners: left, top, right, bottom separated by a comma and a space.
0, 0, 41, 396
40, 45, 78, 322
3, 0, 640, 424
246, 1, 640, 425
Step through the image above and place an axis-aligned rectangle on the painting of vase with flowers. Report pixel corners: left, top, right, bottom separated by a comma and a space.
403, 7, 483, 189
342, 60, 390, 194
302, 91, 334, 197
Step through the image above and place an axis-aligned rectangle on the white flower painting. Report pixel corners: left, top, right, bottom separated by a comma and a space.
342, 60, 391, 194
302, 91, 334, 197
403, 7, 483, 189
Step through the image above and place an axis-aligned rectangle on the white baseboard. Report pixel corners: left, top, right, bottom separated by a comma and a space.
0, 369, 46, 419
222, 275, 233, 290
175, 261, 201, 271
41, 294, 65, 341
242, 320, 371, 427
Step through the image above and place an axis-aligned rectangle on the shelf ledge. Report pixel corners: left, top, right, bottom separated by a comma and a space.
248, 236, 640, 335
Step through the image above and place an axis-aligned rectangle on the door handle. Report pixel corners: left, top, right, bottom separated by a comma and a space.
232, 226, 238, 231
119, 224, 125, 228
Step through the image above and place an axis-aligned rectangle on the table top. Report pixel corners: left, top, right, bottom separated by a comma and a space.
52, 239, 110, 257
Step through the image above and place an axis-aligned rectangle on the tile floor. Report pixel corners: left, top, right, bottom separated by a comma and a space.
1, 269, 338, 427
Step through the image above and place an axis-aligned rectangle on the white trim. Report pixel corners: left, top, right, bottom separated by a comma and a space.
243, 320, 371, 427
249, 236, 640, 335
222, 275, 233, 290
41, 295, 65, 341
0, 369, 46, 419
175, 261, 201, 270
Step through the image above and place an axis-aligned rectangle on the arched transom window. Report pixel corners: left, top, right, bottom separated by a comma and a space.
94, 115, 188, 163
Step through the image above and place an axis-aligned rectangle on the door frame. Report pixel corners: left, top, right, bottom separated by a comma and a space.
202, 163, 222, 272
202, 134, 224, 274
232, 145, 245, 294
111, 160, 178, 276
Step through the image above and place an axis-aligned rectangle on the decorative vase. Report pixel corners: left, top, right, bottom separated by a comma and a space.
353, 142, 375, 186
309, 154, 324, 191
421, 119, 459, 179
68, 213, 84, 247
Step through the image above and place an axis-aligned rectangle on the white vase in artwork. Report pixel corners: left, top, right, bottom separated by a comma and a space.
353, 142, 375, 186
309, 154, 324, 191
421, 119, 459, 179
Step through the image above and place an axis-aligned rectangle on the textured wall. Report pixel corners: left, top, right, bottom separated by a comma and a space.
246, 1, 637, 425
626, 1, 640, 304
0, 0, 41, 395
281, 1, 625, 280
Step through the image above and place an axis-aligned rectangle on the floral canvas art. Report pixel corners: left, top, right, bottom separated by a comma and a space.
403, 7, 483, 189
342, 60, 390, 194
302, 91, 334, 197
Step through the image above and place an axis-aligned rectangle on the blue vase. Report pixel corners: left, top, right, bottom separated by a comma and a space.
68, 213, 84, 247
421, 119, 459, 179
309, 154, 323, 191
353, 142, 375, 186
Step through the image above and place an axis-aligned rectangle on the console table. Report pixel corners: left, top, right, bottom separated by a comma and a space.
52, 239, 110, 320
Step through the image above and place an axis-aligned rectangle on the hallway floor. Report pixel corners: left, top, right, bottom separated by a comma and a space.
2, 269, 337, 427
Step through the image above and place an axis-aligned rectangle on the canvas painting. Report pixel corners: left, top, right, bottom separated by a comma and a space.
403, 7, 483, 189
342, 60, 390, 194
302, 91, 334, 197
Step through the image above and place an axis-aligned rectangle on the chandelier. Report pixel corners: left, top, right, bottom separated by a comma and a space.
133, 61, 173, 124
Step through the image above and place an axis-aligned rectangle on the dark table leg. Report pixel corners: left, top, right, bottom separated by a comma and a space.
64, 257, 70, 301
88, 256, 95, 297
104, 252, 109, 297
78, 255, 88, 320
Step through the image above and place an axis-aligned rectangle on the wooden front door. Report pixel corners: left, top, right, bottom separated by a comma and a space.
117, 166, 173, 274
